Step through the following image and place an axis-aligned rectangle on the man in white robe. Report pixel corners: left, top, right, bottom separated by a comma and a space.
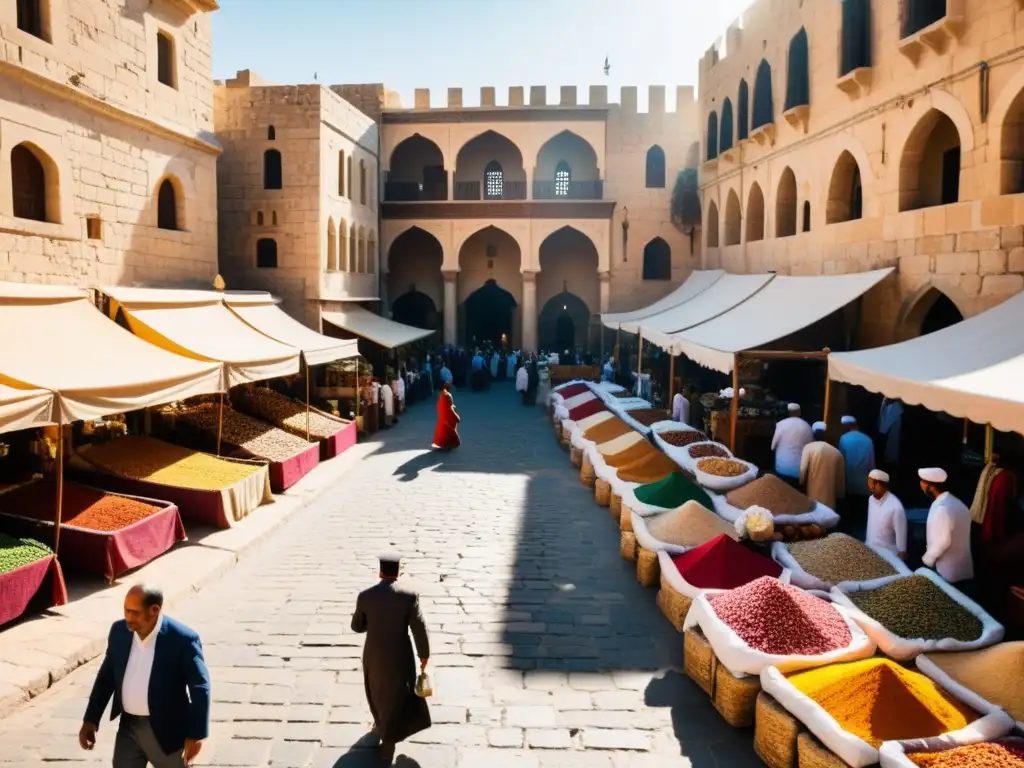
919, 467, 974, 584
799, 422, 845, 510
489, 352, 500, 379
381, 380, 394, 426
395, 375, 406, 413
515, 363, 529, 405
672, 391, 689, 424
771, 403, 814, 483
865, 469, 907, 559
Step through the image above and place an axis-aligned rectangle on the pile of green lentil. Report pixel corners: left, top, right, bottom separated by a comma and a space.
0, 532, 52, 575
848, 575, 984, 642
786, 533, 900, 584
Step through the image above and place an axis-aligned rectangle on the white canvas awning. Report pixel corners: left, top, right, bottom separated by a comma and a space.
102, 287, 301, 386
0, 283, 225, 423
321, 304, 433, 349
0, 383, 55, 434
651, 269, 894, 373
601, 269, 724, 329
224, 293, 359, 367
622, 273, 774, 336
830, 291, 1024, 435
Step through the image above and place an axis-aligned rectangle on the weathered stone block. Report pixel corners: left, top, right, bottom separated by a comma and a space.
981, 273, 1024, 297
1009, 247, 1024, 272
1001, 225, 1024, 249
957, 230, 1001, 252
979, 250, 1007, 275
935, 251, 979, 275
899, 255, 932, 275
917, 235, 955, 255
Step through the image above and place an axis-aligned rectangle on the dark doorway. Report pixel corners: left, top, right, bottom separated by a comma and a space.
941, 146, 961, 205
555, 315, 575, 351
391, 290, 439, 333
921, 291, 963, 336
462, 280, 516, 347
540, 292, 591, 354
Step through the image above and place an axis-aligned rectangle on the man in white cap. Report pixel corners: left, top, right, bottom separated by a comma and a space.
918, 467, 974, 584
771, 403, 814, 483
838, 415, 875, 521
799, 422, 845, 510
866, 469, 907, 559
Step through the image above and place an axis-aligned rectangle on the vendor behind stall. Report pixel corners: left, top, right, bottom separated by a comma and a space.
771, 403, 814, 485
919, 466, 974, 587
799, 421, 845, 510
866, 469, 907, 559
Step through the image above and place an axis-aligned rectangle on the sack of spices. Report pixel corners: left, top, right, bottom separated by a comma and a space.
878, 716, 1021, 768
569, 410, 615, 449
773, 533, 912, 591
693, 456, 758, 492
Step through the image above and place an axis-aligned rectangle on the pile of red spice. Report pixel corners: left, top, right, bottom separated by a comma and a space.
0, 480, 162, 532
556, 383, 590, 399
671, 534, 782, 590
908, 737, 1024, 767
709, 576, 853, 655
568, 400, 607, 421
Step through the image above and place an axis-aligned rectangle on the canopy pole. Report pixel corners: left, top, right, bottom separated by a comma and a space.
729, 354, 740, 453
962, 418, 970, 444
216, 392, 224, 457
668, 354, 676, 411
984, 423, 994, 464
305, 362, 311, 442
54, 425, 64, 556
355, 358, 360, 433
822, 348, 832, 427
637, 330, 643, 397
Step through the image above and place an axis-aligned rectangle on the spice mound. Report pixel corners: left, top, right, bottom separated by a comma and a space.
596, 431, 644, 457
672, 535, 782, 590
0, 532, 51, 575
688, 443, 730, 459
604, 441, 656, 468
697, 457, 749, 477
787, 533, 899, 584
617, 452, 678, 483
0, 480, 162, 532
646, 501, 737, 547
78, 436, 264, 491
556, 383, 590, 398
178, 403, 314, 462
727, 474, 816, 515
584, 417, 632, 445
569, 400, 607, 421
907, 738, 1024, 767
709, 576, 851, 655
660, 430, 708, 447
633, 471, 714, 510
233, 387, 347, 440
625, 408, 671, 426
786, 658, 978, 748
923, 642, 1024, 724
849, 575, 983, 642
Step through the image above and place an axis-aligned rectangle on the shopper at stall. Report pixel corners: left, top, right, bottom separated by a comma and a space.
839, 415, 876, 499
394, 371, 406, 414
602, 357, 615, 383
431, 381, 461, 451
80, 584, 210, 768
506, 350, 518, 379
515, 361, 530, 405
919, 467, 974, 585
351, 553, 431, 763
799, 422, 845, 510
866, 469, 907, 559
771, 403, 814, 483
671, 390, 690, 424
381, 378, 395, 427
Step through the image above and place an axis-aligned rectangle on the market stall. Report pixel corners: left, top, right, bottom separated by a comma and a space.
321, 303, 433, 351
0, 532, 65, 626
601, 269, 725, 330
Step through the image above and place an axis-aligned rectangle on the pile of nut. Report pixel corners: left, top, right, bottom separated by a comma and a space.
660, 430, 708, 447
848, 575, 984, 642
688, 443, 729, 459
1, 480, 162, 532
625, 408, 671, 426
178, 403, 314, 462
697, 457, 749, 477
233, 387, 347, 440
787, 533, 899, 584
727, 474, 817, 515
0, 532, 51, 575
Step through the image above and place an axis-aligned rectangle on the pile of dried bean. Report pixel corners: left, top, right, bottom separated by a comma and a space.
0, 532, 50, 575
688, 443, 729, 459
907, 738, 1024, 767
848, 575, 984, 642
233, 387, 346, 440
659, 430, 708, 447
786, 533, 899, 584
178, 403, 314, 462
696, 457, 749, 477
625, 408, 671, 426
727, 474, 816, 515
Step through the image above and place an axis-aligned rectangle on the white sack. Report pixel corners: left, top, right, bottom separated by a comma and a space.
713, 493, 841, 528
693, 458, 759, 492
674, 441, 735, 475
879, 711, 1016, 768
633, 514, 693, 556
772, 539, 912, 592
657, 549, 729, 599
915, 654, 1024, 732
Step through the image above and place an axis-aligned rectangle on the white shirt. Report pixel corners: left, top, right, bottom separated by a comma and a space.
121, 613, 162, 716
396, 378, 405, 400
771, 416, 814, 479
866, 491, 907, 556
515, 367, 529, 392
672, 393, 689, 424
923, 492, 974, 583
381, 384, 394, 416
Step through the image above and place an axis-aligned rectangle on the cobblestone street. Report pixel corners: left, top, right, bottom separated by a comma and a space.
0, 386, 760, 768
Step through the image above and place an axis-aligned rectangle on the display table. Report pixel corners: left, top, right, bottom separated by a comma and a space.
548, 365, 600, 387
321, 420, 357, 460
229, 443, 320, 493
0, 554, 67, 626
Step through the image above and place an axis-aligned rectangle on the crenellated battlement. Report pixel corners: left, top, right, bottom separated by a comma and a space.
402, 85, 696, 113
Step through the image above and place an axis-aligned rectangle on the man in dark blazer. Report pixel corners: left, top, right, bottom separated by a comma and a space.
79, 584, 210, 767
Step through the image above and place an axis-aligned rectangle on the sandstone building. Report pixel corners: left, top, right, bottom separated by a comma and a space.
698, 0, 1024, 348
0, 0, 220, 287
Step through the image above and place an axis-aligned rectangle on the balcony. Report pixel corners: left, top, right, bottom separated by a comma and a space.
383, 181, 448, 202
532, 179, 604, 200
453, 180, 528, 201
318, 271, 379, 302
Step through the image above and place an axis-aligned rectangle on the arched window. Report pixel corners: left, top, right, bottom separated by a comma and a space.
753, 60, 774, 130
326, 219, 337, 271
157, 179, 178, 231
267, 125, 276, 141
746, 183, 765, 242
256, 238, 277, 268
738, 80, 750, 140
899, 109, 961, 211
338, 151, 346, 197
775, 168, 797, 238
642, 237, 672, 280
484, 160, 504, 198
272, 211, 278, 225
17, 0, 45, 39
256, 211, 264, 226
359, 159, 367, 204
11, 144, 48, 222
349, 227, 357, 271
785, 28, 810, 111
827, 150, 865, 223
720, 99, 734, 153
724, 190, 741, 246
358, 230, 366, 273
156, 31, 176, 89
706, 113, 719, 161
802, 201, 812, 232
339, 221, 349, 271
841, 0, 872, 75
367, 235, 377, 274
554, 161, 571, 196
902, 0, 946, 38
706, 201, 720, 247
263, 149, 282, 190
645, 145, 666, 188
346, 156, 353, 197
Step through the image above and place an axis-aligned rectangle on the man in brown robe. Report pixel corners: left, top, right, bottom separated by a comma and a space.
351, 554, 431, 763
799, 421, 846, 511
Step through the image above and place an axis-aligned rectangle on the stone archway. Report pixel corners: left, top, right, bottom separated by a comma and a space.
391, 290, 440, 335
538, 226, 600, 353
454, 131, 526, 200
387, 134, 447, 201
899, 109, 965, 211
896, 285, 967, 341
387, 227, 444, 334
463, 280, 518, 349
539, 291, 590, 353
458, 225, 523, 348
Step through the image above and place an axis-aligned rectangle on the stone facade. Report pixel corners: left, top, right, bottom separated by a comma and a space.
698, 0, 1024, 347
381, 85, 701, 351
0, 0, 220, 287
214, 71, 380, 328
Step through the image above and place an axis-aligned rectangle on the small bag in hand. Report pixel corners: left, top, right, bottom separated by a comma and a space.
414, 670, 433, 698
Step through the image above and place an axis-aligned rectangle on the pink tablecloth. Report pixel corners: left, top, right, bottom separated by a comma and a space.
0, 555, 67, 626
321, 421, 357, 460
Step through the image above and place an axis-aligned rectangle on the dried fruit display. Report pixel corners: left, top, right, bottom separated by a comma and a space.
696, 457, 749, 477
659, 430, 708, 447
0, 532, 50, 575
625, 408, 671, 426
687, 443, 730, 459
177, 403, 314, 462
233, 388, 347, 440
0, 480, 161, 532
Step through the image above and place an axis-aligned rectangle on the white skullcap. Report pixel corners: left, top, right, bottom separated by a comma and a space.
812, 421, 827, 432
918, 467, 948, 484
787, 403, 801, 413
841, 415, 857, 425
869, 469, 890, 483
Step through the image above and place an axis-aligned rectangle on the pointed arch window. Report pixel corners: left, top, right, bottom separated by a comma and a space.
256, 238, 278, 269
642, 238, 671, 280
802, 201, 812, 232
706, 113, 719, 161
785, 28, 810, 111
267, 125, 276, 141
11, 144, 48, 222
841, 0, 872, 75
738, 80, 750, 140
264, 150, 282, 190
338, 151, 346, 197
484, 160, 503, 199
554, 161, 571, 196
720, 99, 734, 153
645, 145, 666, 188
157, 179, 178, 231
752, 60, 774, 130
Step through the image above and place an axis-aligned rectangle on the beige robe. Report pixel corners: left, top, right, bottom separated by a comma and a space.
799, 441, 845, 510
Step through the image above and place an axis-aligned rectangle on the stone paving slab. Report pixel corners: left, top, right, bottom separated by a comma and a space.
0, 385, 761, 766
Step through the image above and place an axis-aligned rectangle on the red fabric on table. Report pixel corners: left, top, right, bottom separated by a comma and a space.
568, 400, 607, 422
671, 534, 783, 590
0, 555, 67, 626
321, 420, 357, 460
265, 443, 321, 493
556, 383, 590, 399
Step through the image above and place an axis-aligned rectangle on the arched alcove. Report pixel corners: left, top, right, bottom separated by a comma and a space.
391, 290, 440, 334
720, 99, 734, 153
454, 130, 526, 200
388, 134, 446, 201
753, 60, 774, 130
387, 227, 445, 325
706, 201, 720, 247
539, 292, 591, 353
776, 168, 798, 237
746, 183, 765, 242
724, 189, 742, 246
534, 130, 600, 199
642, 237, 672, 280
646, 145, 666, 188
899, 109, 962, 211
827, 150, 865, 223
785, 28, 810, 111
841, 0, 871, 75
706, 112, 719, 161
738, 79, 750, 140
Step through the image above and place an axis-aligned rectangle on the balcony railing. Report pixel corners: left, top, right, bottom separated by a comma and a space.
453, 180, 527, 201
383, 181, 448, 202
532, 179, 604, 200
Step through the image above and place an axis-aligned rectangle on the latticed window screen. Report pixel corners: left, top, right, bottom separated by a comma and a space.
484, 161, 503, 198
555, 162, 571, 196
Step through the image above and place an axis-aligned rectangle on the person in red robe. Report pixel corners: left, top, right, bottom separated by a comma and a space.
431, 382, 461, 450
